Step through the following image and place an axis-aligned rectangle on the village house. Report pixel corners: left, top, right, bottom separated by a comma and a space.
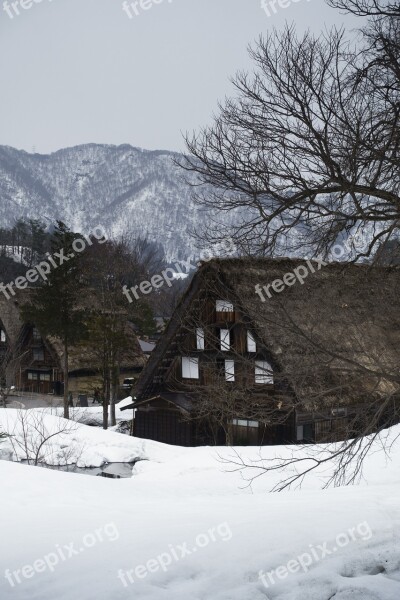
122, 257, 400, 446
0, 295, 146, 398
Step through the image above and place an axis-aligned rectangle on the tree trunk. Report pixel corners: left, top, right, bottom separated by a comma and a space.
109, 366, 117, 427
103, 374, 109, 430
225, 422, 233, 446
63, 340, 69, 419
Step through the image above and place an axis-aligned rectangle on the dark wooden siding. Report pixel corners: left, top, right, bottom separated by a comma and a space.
134, 408, 195, 447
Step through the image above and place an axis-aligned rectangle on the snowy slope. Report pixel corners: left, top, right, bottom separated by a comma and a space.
0, 408, 178, 467
1, 411, 400, 600
0, 144, 242, 262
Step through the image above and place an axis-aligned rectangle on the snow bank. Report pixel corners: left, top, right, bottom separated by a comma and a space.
1, 413, 400, 600
0, 408, 178, 468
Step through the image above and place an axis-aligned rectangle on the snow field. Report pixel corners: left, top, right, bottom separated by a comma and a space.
1, 411, 400, 599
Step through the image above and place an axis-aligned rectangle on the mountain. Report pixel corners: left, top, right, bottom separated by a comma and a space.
0, 143, 237, 263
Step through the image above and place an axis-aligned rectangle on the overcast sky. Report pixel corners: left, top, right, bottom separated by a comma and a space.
0, 0, 358, 154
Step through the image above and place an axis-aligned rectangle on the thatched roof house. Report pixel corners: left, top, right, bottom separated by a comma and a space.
123, 258, 400, 446
0, 291, 146, 394
47, 326, 145, 376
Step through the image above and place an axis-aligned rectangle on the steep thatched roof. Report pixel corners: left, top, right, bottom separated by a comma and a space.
218, 258, 400, 409
47, 323, 146, 374
1, 289, 147, 374
136, 257, 400, 411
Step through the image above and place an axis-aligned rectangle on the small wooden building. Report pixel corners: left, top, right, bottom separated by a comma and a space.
0, 294, 146, 396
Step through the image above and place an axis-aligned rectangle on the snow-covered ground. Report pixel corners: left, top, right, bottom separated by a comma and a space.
33, 396, 135, 429
0, 406, 173, 467
1, 410, 400, 600
1, 245, 30, 265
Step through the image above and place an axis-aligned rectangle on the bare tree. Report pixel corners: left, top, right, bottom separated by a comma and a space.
181, 1, 400, 261
327, 0, 399, 17
0, 385, 15, 408
124, 234, 166, 283
83, 238, 150, 429
5, 408, 81, 467
220, 419, 400, 492
171, 0, 400, 488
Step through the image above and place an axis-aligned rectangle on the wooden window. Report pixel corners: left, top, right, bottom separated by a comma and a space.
33, 349, 44, 361
27, 372, 38, 380
182, 357, 199, 379
196, 328, 205, 350
255, 360, 273, 384
331, 408, 347, 417
232, 419, 259, 444
297, 424, 313, 441
233, 419, 259, 428
216, 300, 233, 312
225, 360, 235, 382
32, 327, 41, 342
247, 331, 256, 352
39, 373, 51, 381
220, 329, 230, 351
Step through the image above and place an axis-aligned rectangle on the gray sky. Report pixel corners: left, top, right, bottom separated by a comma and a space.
0, 0, 357, 154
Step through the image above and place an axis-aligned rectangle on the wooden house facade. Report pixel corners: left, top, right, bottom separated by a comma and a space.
122, 258, 400, 447
0, 294, 146, 396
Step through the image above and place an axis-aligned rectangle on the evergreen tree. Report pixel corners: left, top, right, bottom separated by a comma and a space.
21, 222, 88, 419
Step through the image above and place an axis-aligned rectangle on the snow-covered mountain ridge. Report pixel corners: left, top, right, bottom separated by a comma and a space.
0, 143, 236, 262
